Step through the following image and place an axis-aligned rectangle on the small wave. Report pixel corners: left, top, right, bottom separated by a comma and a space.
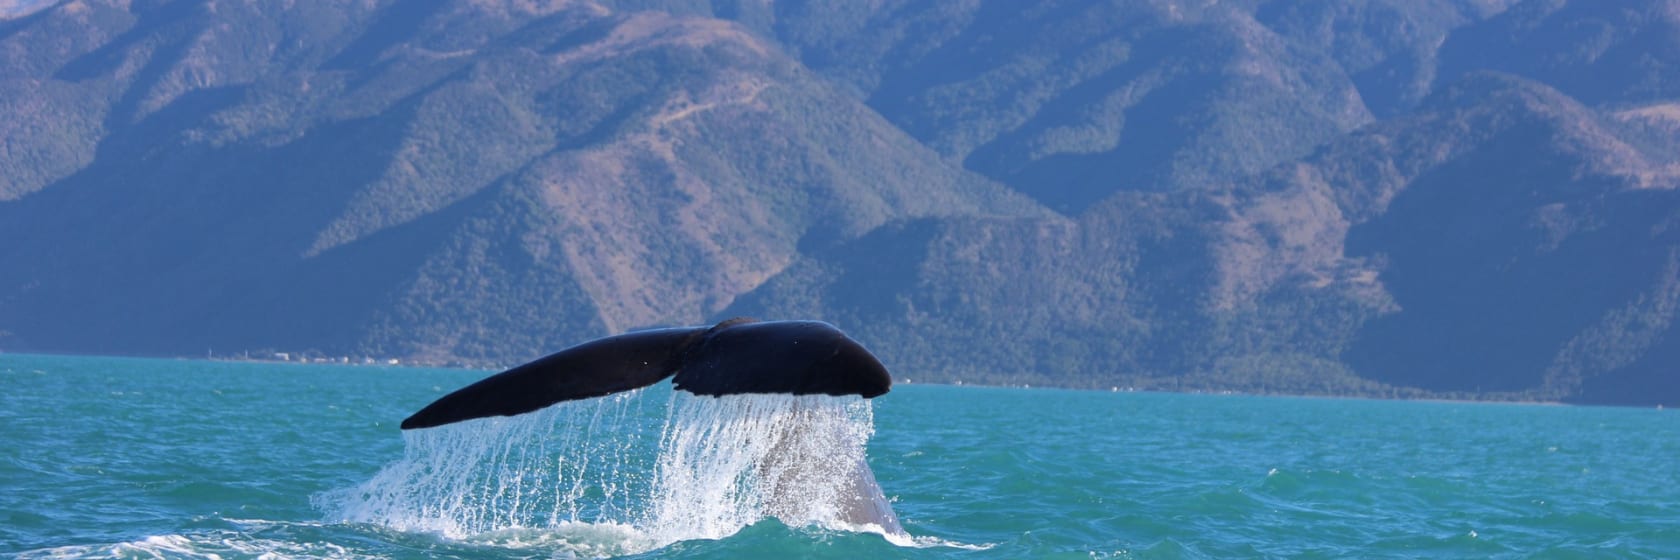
458, 522, 656, 557
808, 518, 989, 549
11, 519, 969, 560
898, 534, 995, 550
17, 531, 363, 560
14, 518, 657, 560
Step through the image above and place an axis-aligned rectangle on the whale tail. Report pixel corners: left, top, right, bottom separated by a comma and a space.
399, 327, 705, 430
390, 320, 906, 540
400, 320, 892, 430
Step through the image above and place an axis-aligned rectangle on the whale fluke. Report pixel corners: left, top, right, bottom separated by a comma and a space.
673, 319, 891, 398
399, 327, 705, 430
401, 319, 892, 430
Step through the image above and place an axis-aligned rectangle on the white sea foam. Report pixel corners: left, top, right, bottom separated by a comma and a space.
17, 530, 367, 560
904, 535, 997, 550
317, 389, 896, 553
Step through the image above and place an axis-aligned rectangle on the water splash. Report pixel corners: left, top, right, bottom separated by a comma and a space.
643, 393, 884, 539
319, 389, 894, 552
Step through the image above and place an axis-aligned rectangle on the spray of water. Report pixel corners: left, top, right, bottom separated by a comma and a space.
643, 392, 881, 539
318, 388, 891, 552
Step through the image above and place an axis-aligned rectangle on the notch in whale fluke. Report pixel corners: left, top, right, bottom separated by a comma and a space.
400, 319, 892, 430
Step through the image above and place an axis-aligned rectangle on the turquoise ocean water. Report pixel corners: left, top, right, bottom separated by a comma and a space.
3, 353, 1678, 558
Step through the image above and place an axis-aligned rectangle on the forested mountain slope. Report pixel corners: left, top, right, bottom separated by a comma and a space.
1, 0, 1675, 404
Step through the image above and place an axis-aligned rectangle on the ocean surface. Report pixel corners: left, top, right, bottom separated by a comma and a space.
3, 353, 1678, 559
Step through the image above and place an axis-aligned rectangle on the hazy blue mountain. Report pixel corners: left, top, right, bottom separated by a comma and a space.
1340, 74, 1680, 404
1, 0, 1676, 403
1253, 0, 1519, 117
1437, 0, 1680, 107
730, 73, 1680, 402
670, 1, 1375, 213
0, 0, 1039, 361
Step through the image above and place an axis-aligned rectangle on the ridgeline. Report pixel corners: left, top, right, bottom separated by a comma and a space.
1, 0, 1676, 405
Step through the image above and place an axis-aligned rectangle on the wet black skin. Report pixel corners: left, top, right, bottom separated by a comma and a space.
400, 319, 891, 430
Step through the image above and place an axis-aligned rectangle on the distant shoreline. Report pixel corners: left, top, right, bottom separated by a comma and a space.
4, 350, 1655, 409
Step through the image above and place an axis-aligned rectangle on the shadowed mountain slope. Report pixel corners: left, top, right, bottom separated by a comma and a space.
676, 1, 1375, 213
1437, 0, 1680, 107
728, 74, 1679, 402
0, 0, 1040, 361
1, 0, 1677, 404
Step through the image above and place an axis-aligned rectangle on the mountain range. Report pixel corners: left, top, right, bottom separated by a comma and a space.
1, 0, 1676, 405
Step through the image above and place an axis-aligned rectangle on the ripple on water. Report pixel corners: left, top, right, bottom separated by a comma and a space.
7, 357, 1680, 558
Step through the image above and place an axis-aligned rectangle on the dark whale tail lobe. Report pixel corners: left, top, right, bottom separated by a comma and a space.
400, 320, 893, 430
671, 320, 891, 398
398, 327, 705, 430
